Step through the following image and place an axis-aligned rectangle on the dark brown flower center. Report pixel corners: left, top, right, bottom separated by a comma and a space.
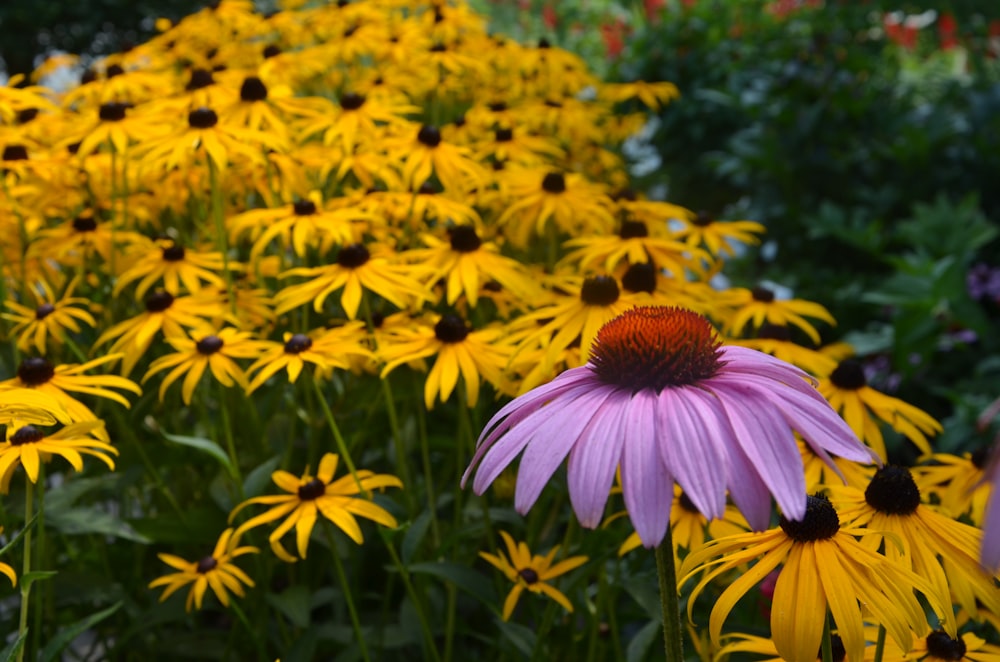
751, 285, 775, 302
340, 92, 366, 110
580, 276, 620, 306
99, 102, 129, 121
293, 199, 316, 216
590, 306, 724, 392
284, 334, 312, 354
925, 631, 966, 660
417, 125, 442, 147
864, 465, 921, 515
162, 243, 186, 261
18, 108, 38, 124
105, 64, 124, 79
297, 477, 326, 500
435, 315, 470, 343
621, 262, 657, 294
495, 128, 513, 142
35, 303, 56, 320
186, 68, 215, 90
196, 556, 218, 573
3, 145, 28, 161
240, 76, 268, 102
448, 226, 481, 253
678, 491, 699, 514
10, 425, 44, 445
971, 446, 990, 470
619, 220, 648, 239
541, 172, 566, 194
73, 215, 98, 232
518, 568, 539, 584
196, 335, 224, 355
263, 44, 282, 59
188, 107, 218, 129
692, 211, 713, 227
17, 357, 55, 386
757, 323, 791, 341
145, 290, 175, 312
830, 359, 866, 390
337, 244, 370, 268
779, 494, 839, 542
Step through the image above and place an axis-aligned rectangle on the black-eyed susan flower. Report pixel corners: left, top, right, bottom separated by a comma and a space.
296, 90, 418, 153
142, 327, 270, 404
912, 448, 991, 523
830, 465, 1000, 626
229, 453, 401, 562
479, 531, 587, 622
378, 313, 514, 409
64, 101, 168, 157
383, 123, 490, 193
245, 325, 372, 394
720, 285, 836, 345
274, 243, 431, 320
876, 628, 1000, 662
0, 421, 117, 493
716, 631, 850, 662
1, 277, 96, 354
799, 439, 874, 493
465, 307, 877, 548
680, 494, 943, 662
113, 238, 227, 298
597, 80, 680, 111
673, 211, 766, 259
815, 357, 941, 461
733, 323, 839, 376
0, 356, 139, 441
148, 528, 257, 612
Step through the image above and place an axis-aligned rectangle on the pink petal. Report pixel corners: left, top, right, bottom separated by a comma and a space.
620, 390, 672, 548
719, 346, 817, 386
724, 437, 774, 530
566, 392, 630, 528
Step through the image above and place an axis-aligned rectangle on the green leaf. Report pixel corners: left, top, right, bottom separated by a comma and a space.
267, 585, 312, 629
401, 510, 432, 565
40, 601, 123, 662
626, 619, 662, 662
162, 432, 235, 477
243, 455, 283, 498
47, 507, 151, 543
495, 619, 535, 657
407, 561, 495, 607
0, 514, 36, 556
624, 573, 662, 619
129, 507, 225, 545
21, 570, 57, 591
1, 630, 26, 662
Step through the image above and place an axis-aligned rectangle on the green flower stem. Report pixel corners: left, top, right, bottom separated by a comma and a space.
16, 479, 34, 662
112, 410, 186, 523
310, 373, 365, 495
31, 468, 46, 658
380, 531, 442, 662
415, 388, 440, 547
217, 383, 244, 498
229, 600, 267, 662
821, 612, 834, 662
654, 531, 683, 662
873, 624, 886, 662
208, 159, 237, 317
322, 521, 371, 662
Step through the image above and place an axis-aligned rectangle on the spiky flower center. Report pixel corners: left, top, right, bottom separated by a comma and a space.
751, 285, 775, 302
589, 306, 724, 392
448, 226, 481, 253
145, 290, 175, 312
284, 334, 312, 354
925, 631, 966, 660
619, 220, 648, 239
10, 425, 44, 445
541, 172, 565, 193
35, 303, 56, 320
435, 315, 470, 343
417, 125, 441, 147
779, 494, 840, 542
297, 478, 326, 500
293, 199, 316, 216
621, 262, 656, 294
196, 335, 224, 355
830, 359, 866, 390
196, 556, 218, 573
580, 276, 620, 306
518, 568, 539, 584
162, 243, 186, 261
17, 357, 55, 386
865, 465, 921, 515
188, 107, 218, 129
99, 102, 128, 121
73, 215, 97, 232
240, 76, 268, 102
337, 244, 370, 268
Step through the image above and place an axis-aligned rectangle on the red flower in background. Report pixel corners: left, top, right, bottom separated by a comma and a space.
644, 0, 666, 21
938, 12, 958, 50
600, 19, 629, 58
542, 3, 557, 29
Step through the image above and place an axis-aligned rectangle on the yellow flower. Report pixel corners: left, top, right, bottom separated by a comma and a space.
113, 238, 227, 299
876, 628, 1000, 662
0, 421, 117, 493
720, 285, 836, 345
229, 453, 402, 562
912, 450, 991, 524
1, 278, 96, 354
597, 80, 680, 111
673, 211, 766, 258
148, 528, 257, 612
245, 325, 372, 394
479, 531, 587, 621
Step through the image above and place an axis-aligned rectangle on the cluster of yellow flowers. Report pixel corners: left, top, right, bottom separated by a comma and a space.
0, 0, 995, 659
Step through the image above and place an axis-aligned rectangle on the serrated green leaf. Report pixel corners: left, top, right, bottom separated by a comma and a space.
267, 584, 312, 629
162, 432, 235, 477
40, 601, 122, 662
47, 507, 151, 543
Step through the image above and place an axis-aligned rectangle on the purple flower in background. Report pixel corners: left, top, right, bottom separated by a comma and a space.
979, 396, 1000, 571
967, 263, 1000, 302
462, 306, 877, 547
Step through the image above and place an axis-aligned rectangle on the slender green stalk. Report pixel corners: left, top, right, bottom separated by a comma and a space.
310, 373, 366, 495
16, 480, 34, 662
217, 382, 244, 496
654, 531, 683, 662
31, 468, 46, 658
415, 387, 440, 546
208, 160, 237, 317
112, 410, 186, 522
381, 532, 442, 662
821, 612, 834, 662
322, 521, 371, 662
229, 600, 267, 662
873, 624, 886, 662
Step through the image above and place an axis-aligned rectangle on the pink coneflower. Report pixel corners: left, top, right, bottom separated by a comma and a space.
978, 396, 1000, 571
463, 306, 877, 547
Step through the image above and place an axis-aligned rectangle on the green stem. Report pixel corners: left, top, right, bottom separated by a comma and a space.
381, 531, 442, 662
229, 600, 267, 662
31, 468, 45, 657
821, 612, 833, 662
16, 479, 34, 662
208, 160, 237, 317
310, 373, 365, 495
322, 521, 371, 662
113, 410, 186, 523
654, 530, 683, 662
873, 624, 886, 662
217, 383, 244, 497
